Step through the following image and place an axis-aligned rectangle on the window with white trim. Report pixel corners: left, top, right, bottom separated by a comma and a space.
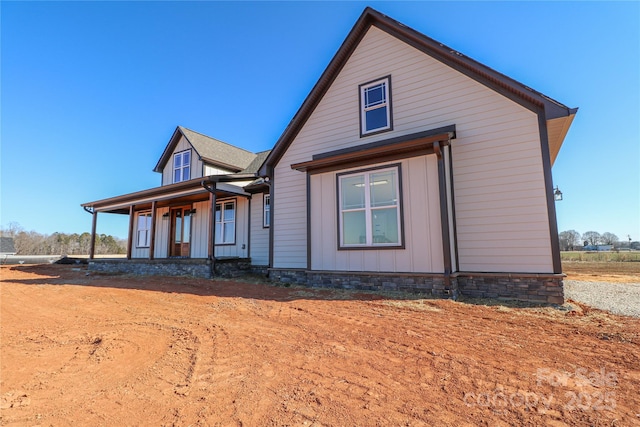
359, 76, 392, 135
263, 194, 270, 228
215, 200, 236, 244
338, 165, 402, 248
173, 150, 191, 183
136, 212, 152, 248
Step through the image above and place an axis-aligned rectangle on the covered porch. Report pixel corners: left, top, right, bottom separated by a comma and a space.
81, 175, 256, 276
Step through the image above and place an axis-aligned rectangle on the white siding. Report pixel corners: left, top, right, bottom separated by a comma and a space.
249, 193, 270, 266
190, 200, 210, 258
310, 156, 443, 273
204, 164, 235, 176
274, 26, 552, 273
161, 136, 203, 185
154, 207, 169, 258
131, 245, 149, 259
214, 197, 249, 259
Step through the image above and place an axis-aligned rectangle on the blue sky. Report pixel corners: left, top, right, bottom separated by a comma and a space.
1, 1, 639, 243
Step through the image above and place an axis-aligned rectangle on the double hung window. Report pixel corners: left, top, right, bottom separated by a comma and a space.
173, 150, 191, 183
359, 76, 392, 136
136, 212, 152, 248
215, 200, 236, 244
263, 194, 270, 228
338, 165, 402, 248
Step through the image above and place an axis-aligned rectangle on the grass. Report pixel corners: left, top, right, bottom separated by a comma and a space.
561, 251, 640, 262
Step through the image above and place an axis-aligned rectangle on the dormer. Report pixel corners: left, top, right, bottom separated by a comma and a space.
153, 126, 257, 186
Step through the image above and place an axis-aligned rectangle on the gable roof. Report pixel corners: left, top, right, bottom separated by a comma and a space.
154, 126, 257, 173
0, 237, 16, 254
240, 149, 271, 174
260, 7, 577, 176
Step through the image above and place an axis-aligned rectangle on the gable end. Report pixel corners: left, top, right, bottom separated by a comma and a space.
259, 7, 577, 176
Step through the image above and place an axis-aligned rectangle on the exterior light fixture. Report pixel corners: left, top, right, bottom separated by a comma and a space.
553, 186, 563, 201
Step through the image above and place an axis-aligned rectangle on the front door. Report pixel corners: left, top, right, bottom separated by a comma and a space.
170, 206, 192, 257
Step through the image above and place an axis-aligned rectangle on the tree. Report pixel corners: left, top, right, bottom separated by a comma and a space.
558, 230, 581, 251
582, 231, 601, 247
601, 232, 619, 246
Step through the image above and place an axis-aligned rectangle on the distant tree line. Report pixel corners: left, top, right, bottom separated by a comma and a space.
558, 229, 639, 251
1, 222, 126, 255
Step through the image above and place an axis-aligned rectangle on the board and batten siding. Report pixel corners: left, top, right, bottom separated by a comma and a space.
190, 200, 210, 258
249, 193, 270, 266
204, 165, 235, 176
161, 136, 203, 186
310, 156, 443, 273
273, 25, 553, 273
214, 197, 249, 259
153, 207, 170, 258
131, 207, 170, 259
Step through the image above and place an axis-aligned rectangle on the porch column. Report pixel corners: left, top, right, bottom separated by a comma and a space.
127, 205, 135, 260
89, 210, 97, 260
208, 186, 217, 272
149, 201, 157, 260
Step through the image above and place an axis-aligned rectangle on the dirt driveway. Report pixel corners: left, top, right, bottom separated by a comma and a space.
1, 264, 639, 426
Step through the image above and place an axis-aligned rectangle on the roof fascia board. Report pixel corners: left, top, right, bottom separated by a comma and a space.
258, 9, 373, 176
82, 173, 259, 209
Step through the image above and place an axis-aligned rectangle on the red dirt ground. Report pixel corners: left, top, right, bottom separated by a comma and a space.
1, 264, 639, 426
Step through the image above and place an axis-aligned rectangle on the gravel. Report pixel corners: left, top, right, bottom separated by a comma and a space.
564, 280, 640, 318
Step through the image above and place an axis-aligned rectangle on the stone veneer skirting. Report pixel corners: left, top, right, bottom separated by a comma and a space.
88, 258, 267, 279
268, 269, 564, 304
88, 259, 214, 278
268, 269, 459, 298
87, 260, 564, 304
455, 272, 564, 304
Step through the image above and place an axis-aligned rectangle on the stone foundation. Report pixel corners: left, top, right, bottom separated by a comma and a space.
455, 273, 564, 304
88, 258, 213, 278
268, 269, 564, 303
87, 258, 268, 280
87, 260, 563, 304
268, 269, 458, 298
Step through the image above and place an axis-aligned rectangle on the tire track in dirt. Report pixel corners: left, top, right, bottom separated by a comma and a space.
2, 265, 639, 426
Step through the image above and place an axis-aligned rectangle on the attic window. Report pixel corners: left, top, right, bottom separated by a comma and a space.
359, 76, 392, 136
173, 150, 191, 183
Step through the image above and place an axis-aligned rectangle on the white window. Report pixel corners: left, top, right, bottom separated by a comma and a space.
338, 165, 402, 248
215, 200, 236, 244
136, 212, 152, 248
263, 194, 270, 228
360, 76, 392, 135
173, 150, 191, 183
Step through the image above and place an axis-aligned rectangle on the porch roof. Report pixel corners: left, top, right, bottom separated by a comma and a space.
81, 174, 255, 214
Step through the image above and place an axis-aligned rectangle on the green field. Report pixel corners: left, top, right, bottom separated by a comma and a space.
561, 251, 640, 262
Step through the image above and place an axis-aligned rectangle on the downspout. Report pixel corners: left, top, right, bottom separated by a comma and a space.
202, 180, 217, 277
434, 141, 453, 293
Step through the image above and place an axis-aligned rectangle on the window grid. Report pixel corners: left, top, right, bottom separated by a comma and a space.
215, 200, 236, 244
360, 76, 391, 135
136, 212, 152, 248
173, 150, 191, 183
263, 194, 270, 228
338, 166, 401, 248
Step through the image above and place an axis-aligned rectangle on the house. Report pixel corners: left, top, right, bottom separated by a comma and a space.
82, 8, 576, 303
81, 126, 271, 277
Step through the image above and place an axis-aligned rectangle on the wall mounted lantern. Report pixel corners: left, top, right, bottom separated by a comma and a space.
553, 186, 563, 201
